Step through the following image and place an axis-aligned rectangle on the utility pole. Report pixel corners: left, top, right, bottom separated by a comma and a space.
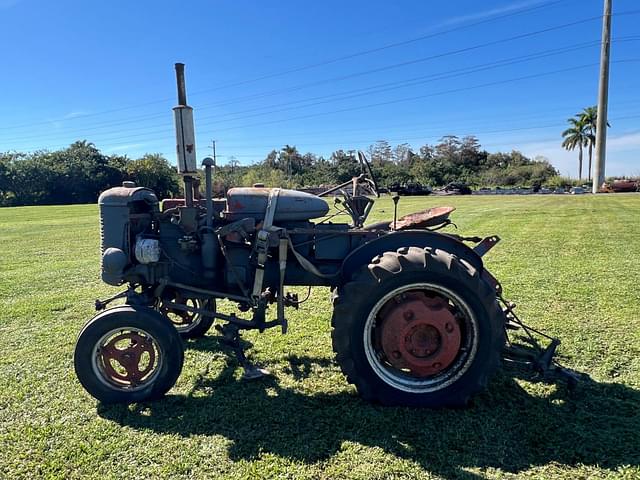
593, 0, 612, 193
209, 139, 217, 176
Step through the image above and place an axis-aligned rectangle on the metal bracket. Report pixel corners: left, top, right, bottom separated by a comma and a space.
95, 289, 129, 311
473, 235, 500, 257
216, 323, 270, 380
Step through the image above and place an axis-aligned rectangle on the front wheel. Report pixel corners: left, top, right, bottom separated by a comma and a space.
331, 246, 505, 407
74, 305, 184, 404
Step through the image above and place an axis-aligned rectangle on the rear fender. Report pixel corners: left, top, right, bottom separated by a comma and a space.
340, 230, 484, 282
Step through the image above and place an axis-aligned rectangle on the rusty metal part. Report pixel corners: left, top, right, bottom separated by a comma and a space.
161, 198, 187, 211
394, 206, 456, 230
377, 292, 461, 377
473, 235, 501, 257
603, 179, 639, 193
99, 331, 156, 384
160, 293, 198, 328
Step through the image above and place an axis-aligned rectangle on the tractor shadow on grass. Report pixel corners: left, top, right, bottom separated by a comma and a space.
99, 355, 640, 479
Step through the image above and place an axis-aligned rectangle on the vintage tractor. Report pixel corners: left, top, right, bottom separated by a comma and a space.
74, 65, 578, 407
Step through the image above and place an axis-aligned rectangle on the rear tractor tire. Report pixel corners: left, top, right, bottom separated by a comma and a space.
331, 246, 505, 407
74, 305, 184, 404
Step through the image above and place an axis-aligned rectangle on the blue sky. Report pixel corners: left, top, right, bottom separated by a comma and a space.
1, 0, 638, 177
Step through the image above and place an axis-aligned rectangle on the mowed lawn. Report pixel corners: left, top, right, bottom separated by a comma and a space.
1, 194, 639, 479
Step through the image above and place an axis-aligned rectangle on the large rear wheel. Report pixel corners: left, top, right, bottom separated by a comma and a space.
331, 246, 505, 407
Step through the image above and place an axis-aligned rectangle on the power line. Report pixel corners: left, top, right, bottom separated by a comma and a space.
5, 5, 640, 144
186, 114, 640, 153
17, 110, 640, 159
13, 61, 639, 154
11, 62, 607, 149
193, 42, 606, 126
205, 60, 640, 134
0, 14, 606, 138
82, 100, 640, 154
0, 0, 576, 132
132, 11, 621, 119
12, 60, 640, 153
4, 5, 638, 152
196, 124, 640, 161
8, 30, 638, 146
185, 0, 575, 97
213, 100, 640, 145
5, 9, 639, 140
191, 13, 610, 112
5, 38, 612, 144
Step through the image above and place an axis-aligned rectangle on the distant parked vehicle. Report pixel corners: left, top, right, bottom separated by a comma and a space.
404, 183, 432, 196
433, 182, 472, 196
554, 188, 566, 194
602, 179, 639, 193
539, 187, 552, 194
570, 186, 586, 195
388, 182, 431, 196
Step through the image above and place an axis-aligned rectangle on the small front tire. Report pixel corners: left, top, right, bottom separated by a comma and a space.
74, 305, 184, 404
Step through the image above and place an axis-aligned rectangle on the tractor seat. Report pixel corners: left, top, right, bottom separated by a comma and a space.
395, 206, 455, 230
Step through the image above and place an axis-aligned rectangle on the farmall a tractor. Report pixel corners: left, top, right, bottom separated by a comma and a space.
74, 65, 578, 407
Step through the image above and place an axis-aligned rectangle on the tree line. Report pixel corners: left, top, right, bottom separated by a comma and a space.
0, 141, 179, 206
0, 136, 560, 207
213, 136, 560, 194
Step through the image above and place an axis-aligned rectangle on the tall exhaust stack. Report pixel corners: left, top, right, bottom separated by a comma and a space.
173, 63, 197, 206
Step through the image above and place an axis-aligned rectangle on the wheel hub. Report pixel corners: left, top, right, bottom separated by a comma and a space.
99, 331, 156, 385
378, 292, 461, 377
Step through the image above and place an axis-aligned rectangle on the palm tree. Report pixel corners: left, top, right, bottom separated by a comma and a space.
228, 155, 239, 173
562, 116, 589, 179
580, 106, 610, 181
280, 144, 298, 180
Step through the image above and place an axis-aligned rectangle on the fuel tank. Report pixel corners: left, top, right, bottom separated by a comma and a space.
224, 187, 329, 222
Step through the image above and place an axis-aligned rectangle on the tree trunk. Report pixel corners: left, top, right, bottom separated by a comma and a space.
578, 144, 583, 180
588, 143, 593, 181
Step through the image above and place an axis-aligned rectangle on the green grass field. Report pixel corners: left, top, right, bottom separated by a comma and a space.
1, 194, 639, 479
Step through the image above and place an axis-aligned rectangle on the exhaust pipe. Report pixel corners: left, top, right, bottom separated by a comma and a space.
173, 62, 197, 207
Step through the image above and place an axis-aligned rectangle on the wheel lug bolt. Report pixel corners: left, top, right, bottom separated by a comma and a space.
433, 362, 442, 369
392, 351, 402, 359
403, 310, 414, 321
445, 323, 454, 333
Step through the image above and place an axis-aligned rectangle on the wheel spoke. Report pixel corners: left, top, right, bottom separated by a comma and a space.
98, 330, 158, 386
161, 295, 200, 328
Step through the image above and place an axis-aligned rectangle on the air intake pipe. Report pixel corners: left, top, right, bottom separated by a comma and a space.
201, 156, 217, 279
